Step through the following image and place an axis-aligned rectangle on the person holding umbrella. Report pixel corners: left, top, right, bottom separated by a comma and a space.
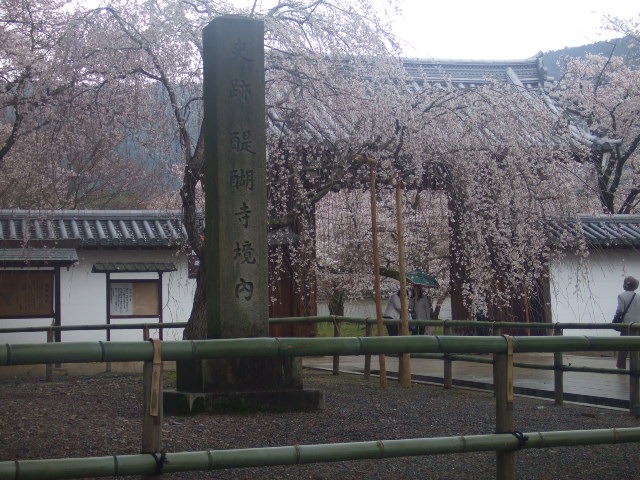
383, 289, 402, 336
410, 283, 432, 335
407, 271, 437, 335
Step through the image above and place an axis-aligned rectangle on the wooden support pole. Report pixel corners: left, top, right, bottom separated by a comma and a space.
369, 161, 387, 388
443, 322, 452, 389
157, 273, 163, 341
523, 283, 531, 335
630, 349, 639, 415
395, 178, 411, 388
332, 316, 340, 376
554, 324, 564, 406
46, 327, 54, 383
492, 324, 502, 337
105, 272, 112, 374
491, 324, 502, 397
495, 335, 515, 480
630, 323, 639, 415
364, 321, 373, 379
142, 339, 163, 479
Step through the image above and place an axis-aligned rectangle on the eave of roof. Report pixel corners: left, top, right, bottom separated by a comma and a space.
0, 210, 188, 249
402, 53, 545, 87
0, 248, 78, 267
549, 215, 640, 248
92, 262, 177, 273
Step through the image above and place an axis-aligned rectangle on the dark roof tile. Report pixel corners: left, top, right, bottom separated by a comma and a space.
0, 248, 78, 266
551, 215, 640, 247
0, 210, 188, 248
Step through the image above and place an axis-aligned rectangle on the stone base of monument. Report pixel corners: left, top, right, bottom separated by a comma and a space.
164, 357, 324, 414
164, 388, 324, 414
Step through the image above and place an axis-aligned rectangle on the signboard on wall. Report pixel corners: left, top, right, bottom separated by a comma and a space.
109, 281, 159, 317
0, 271, 54, 317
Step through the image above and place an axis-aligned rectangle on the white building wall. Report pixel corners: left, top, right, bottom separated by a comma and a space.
1, 249, 194, 344
14, 246, 634, 344
550, 249, 640, 337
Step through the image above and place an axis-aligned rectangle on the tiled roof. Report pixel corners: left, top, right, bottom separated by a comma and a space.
549, 215, 640, 247
3, 211, 639, 251
403, 54, 545, 89
0, 210, 188, 248
0, 248, 78, 266
92, 262, 177, 272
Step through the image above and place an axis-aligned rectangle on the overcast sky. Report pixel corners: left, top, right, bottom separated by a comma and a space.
392, 0, 639, 60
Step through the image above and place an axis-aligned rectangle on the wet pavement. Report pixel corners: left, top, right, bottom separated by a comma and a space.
304, 352, 635, 410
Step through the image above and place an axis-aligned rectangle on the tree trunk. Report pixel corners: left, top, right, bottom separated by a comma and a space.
328, 289, 345, 316
448, 191, 471, 323
183, 263, 207, 340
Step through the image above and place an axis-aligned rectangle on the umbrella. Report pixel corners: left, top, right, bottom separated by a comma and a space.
407, 270, 439, 287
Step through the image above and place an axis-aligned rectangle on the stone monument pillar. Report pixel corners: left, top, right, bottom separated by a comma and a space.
165, 16, 322, 413
204, 16, 267, 342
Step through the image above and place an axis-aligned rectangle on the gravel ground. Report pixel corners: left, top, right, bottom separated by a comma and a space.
1, 368, 639, 479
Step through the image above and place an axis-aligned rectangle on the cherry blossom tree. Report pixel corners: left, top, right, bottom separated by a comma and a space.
2, 0, 599, 332
603, 14, 640, 62
0, 0, 165, 208
1, 0, 70, 165
316, 186, 450, 318
0, 107, 163, 209
59, 0, 407, 337
550, 52, 640, 214
316, 78, 586, 322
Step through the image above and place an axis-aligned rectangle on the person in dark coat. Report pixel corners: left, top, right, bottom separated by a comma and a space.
615, 276, 640, 369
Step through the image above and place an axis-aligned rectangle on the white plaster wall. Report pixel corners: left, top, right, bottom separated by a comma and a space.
1, 249, 195, 344
16, 246, 633, 344
550, 249, 640, 337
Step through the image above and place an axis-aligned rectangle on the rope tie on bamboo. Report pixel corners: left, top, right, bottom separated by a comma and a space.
505, 431, 529, 450
98, 341, 107, 362
613, 428, 621, 443
147, 451, 168, 475
294, 444, 302, 463
460, 435, 469, 452
274, 336, 283, 355
376, 440, 385, 458
434, 334, 444, 353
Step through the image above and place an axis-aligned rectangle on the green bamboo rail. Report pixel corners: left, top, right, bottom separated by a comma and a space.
0, 427, 638, 480
2, 317, 637, 334
0, 322, 188, 334
2, 336, 640, 480
2, 335, 640, 366
275, 317, 639, 410
3, 318, 639, 408
411, 352, 625, 374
